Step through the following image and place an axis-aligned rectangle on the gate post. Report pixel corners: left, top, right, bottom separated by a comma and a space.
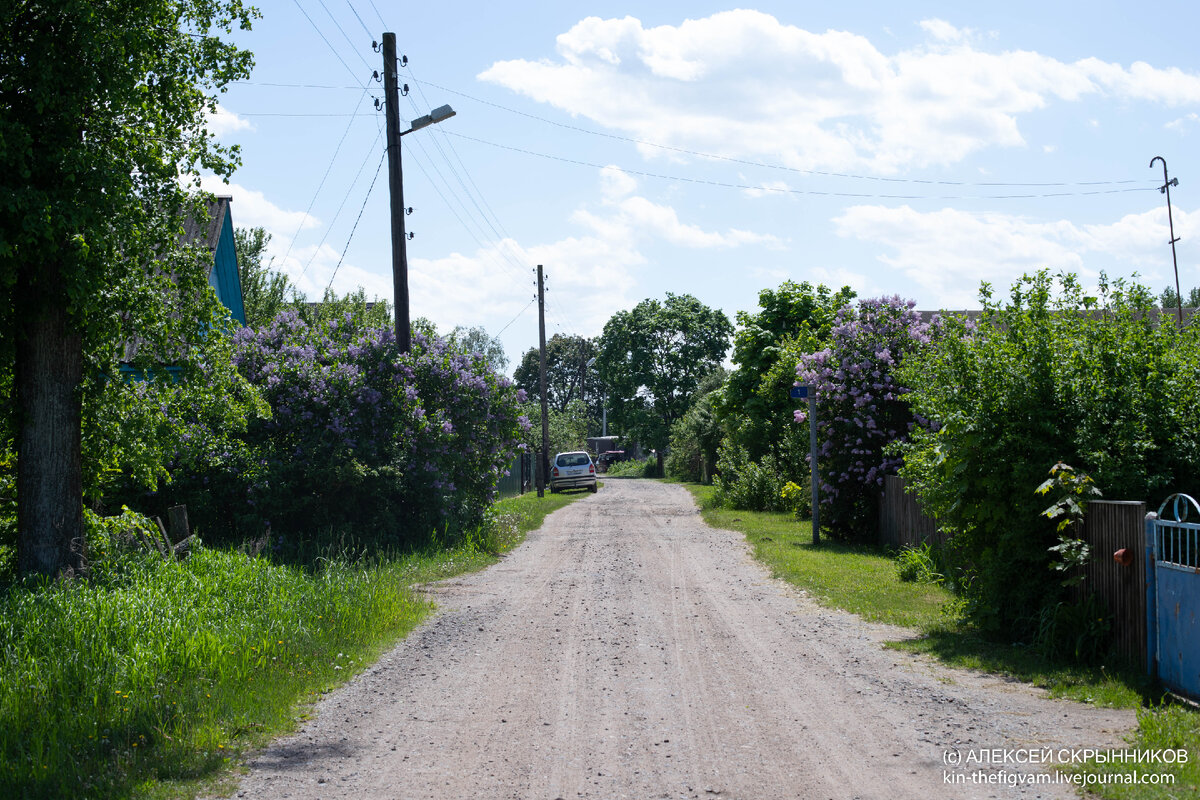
1145, 511, 1158, 681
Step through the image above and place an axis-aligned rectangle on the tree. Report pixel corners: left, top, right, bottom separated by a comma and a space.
0, 1, 257, 577
1159, 285, 1200, 311
714, 280, 855, 467
514, 335, 599, 406
448, 325, 508, 373
596, 294, 733, 474
235, 226, 297, 328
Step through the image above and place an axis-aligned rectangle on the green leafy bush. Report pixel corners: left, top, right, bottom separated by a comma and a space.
779, 480, 811, 520
896, 272, 1200, 638
713, 441, 786, 512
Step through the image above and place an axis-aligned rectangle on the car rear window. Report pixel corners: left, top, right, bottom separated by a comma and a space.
556, 453, 590, 467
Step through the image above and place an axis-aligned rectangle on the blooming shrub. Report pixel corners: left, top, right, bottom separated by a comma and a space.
167, 310, 525, 547
795, 296, 934, 541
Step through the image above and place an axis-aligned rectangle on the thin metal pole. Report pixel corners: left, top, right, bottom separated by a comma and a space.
382, 33, 411, 352
808, 390, 820, 545
1151, 156, 1183, 327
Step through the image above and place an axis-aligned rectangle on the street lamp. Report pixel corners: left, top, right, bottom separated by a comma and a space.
381, 32, 456, 353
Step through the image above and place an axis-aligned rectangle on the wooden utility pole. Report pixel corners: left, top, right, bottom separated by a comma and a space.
382, 32, 411, 352
1151, 156, 1183, 327
537, 265, 551, 497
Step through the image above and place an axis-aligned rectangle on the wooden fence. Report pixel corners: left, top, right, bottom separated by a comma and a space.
1078, 500, 1147, 669
876, 479, 1149, 667
878, 475, 945, 548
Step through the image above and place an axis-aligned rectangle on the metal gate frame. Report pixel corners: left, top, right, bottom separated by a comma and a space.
1145, 493, 1200, 701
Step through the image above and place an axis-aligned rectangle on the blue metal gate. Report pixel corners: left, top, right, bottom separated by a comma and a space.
1146, 493, 1200, 700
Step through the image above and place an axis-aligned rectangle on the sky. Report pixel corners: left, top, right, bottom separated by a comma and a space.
208, 1, 1200, 372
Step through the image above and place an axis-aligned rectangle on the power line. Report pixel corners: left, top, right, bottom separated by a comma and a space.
291, 0, 365, 86
299, 128, 384, 279
327, 150, 387, 290
315, 0, 375, 74
236, 111, 376, 117
413, 77, 1154, 190
279, 87, 372, 269
405, 63, 538, 279
366, 0, 387, 28
344, 0, 374, 38
441, 131, 1160, 201
495, 297, 536, 337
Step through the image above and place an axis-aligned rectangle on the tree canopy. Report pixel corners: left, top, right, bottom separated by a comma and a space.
235, 226, 298, 328
513, 334, 601, 421
596, 294, 732, 468
0, 0, 258, 576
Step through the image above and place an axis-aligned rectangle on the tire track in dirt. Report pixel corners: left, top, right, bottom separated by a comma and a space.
218, 480, 1133, 800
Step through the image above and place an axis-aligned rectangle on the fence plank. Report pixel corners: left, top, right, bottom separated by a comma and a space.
878, 475, 943, 548
1079, 500, 1147, 669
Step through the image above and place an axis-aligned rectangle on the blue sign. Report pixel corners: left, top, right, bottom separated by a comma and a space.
790, 385, 809, 399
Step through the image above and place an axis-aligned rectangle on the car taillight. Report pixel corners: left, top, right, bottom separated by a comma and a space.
551, 467, 559, 477
589, 464, 595, 474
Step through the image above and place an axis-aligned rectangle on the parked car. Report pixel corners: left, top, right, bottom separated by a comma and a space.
596, 450, 625, 473
550, 451, 598, 493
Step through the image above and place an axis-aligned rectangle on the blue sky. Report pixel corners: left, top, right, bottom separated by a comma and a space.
207, 1, 1200, 370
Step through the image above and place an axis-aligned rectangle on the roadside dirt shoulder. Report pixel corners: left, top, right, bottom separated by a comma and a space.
220, 480, 1133, 799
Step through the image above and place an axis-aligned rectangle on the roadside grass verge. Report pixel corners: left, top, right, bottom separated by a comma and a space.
684, 483, 950, 629
0, 489, 581, 800
681, 481, 1197, 800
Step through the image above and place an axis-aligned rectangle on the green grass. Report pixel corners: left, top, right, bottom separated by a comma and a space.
681, 481, 1197, 800
686, 483, 951, 628
0, 489, 582, 800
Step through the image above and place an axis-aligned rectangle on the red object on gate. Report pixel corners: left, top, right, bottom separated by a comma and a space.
1113, 548, 1133, 566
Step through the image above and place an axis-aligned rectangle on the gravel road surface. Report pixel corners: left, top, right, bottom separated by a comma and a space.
221, 479, 1133, 799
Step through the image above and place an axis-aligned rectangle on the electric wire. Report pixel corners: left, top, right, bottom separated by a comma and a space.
414, 78, 1153, 189
228, 76, 1157, 190
279, 86, 372, 269
299, 128, 384, 279
290, 0, 365, 86
315, 0, 375, 74
367, 0, 387, 28
344, 0, 374, 38
442, 131, 1160, 201
402, 93, 532, 281
403, 140, 530, 288
495, 297, 537, 337
405, 64, 538, 278
327, 150, 387, 290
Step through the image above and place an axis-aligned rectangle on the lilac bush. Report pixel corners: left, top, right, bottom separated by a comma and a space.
795, 296, 935, 540
170, 309, 525, 546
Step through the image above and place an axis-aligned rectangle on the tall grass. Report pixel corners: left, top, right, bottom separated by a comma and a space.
0, 488, 581, 799
0, 549, 430, 798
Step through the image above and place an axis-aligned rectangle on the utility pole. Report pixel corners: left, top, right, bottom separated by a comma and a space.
537, 265, 550, 497
382, 32, 411, 352
1151, 156, 1183, 327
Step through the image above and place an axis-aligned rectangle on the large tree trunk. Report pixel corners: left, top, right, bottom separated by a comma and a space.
16, 283, 86, 578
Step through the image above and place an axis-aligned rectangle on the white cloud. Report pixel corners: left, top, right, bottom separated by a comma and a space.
208, 104, 253, 137
479, 11, 1200, 172
1166, 112, 1200, 132
919, 19, 972, 43
833, 204, 1199, 307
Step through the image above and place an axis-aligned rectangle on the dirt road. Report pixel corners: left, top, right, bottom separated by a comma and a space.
224, 480, 1133, 799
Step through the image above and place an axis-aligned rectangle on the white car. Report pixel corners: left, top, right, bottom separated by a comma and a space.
549, 451, 598, 493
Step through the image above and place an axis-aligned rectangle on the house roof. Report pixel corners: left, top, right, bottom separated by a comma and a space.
182, 195, 232, 268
